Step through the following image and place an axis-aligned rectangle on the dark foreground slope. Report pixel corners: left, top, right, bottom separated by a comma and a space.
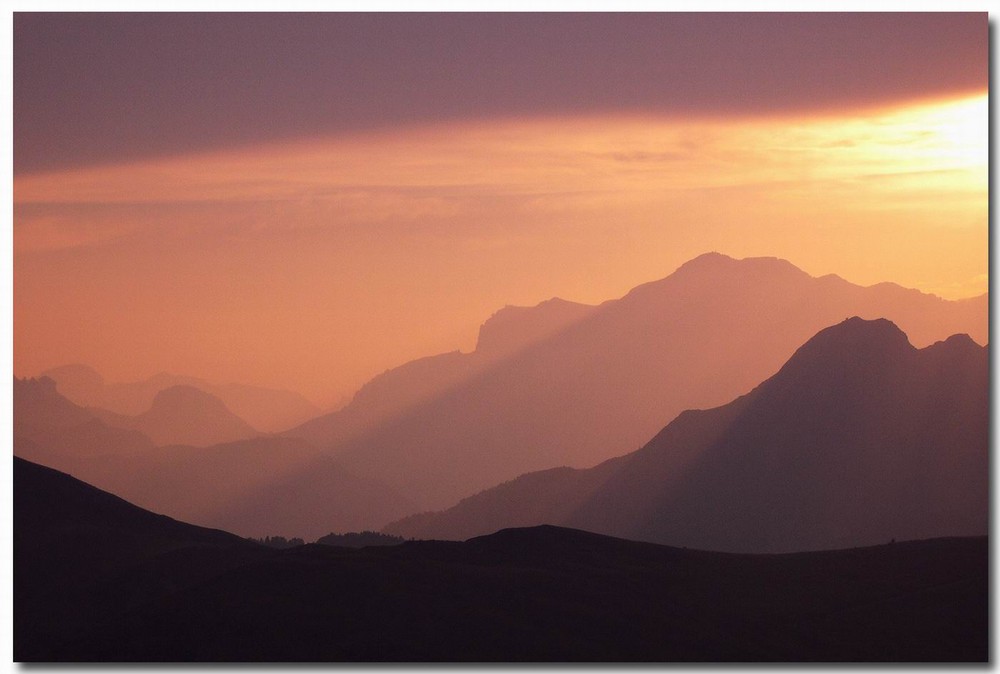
16, 458, 986, 662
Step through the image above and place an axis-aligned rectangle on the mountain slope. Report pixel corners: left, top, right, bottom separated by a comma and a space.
286, 296, 596, 448
312, 253, 987, 511
387, 318, 988, 552
13, 376, 155, 464
14, 459, 987, 662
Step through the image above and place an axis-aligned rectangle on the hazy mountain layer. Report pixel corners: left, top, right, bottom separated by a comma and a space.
91, 385, 259, 447
386, 318, 987, 552
42, 363, 320, 432
286, 296, 596, 448
13, 379, 416, 539
294, 253, 987, 511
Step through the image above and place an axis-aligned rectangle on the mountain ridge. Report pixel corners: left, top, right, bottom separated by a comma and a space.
385, 317, 987, 552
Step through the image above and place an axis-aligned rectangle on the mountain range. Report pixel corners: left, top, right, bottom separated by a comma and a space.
13, 378, 416, 539
41, 363, 321, 432
386, 317, 988, 552
15, 457, 987, 662
17, 253, 988, 539
286, 253, 986, 511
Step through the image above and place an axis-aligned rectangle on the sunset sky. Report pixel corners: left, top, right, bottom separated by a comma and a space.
12, 12, 988, 407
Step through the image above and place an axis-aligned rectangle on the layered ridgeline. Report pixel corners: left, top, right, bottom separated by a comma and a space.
288, 253, 986, 512
17, 376, 257, 448
387, 318, 987, 553
42, 364, 320, 433
15, 457, 987, 662
19, 254, 988, 537
13, 378, 416, 540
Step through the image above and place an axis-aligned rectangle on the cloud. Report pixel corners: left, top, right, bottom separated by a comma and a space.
13, 93, 987, 254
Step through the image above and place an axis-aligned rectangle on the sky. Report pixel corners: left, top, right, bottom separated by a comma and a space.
12, 12, 988, 407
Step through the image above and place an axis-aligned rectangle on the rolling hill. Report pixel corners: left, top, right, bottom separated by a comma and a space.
15, 457, 986, 662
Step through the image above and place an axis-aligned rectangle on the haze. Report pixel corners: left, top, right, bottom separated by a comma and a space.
13, 12, 987, 407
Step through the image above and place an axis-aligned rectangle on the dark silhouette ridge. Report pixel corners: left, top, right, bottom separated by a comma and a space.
252, 535, 305, 549
290, 253, 986, 513
41, 363, 320, 432
386, 318, 987, 553
14, 458, 986, 661
315, 531, 405, 548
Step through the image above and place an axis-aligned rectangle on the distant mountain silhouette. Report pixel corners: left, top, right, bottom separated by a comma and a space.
14, 380, 416, 539
289, 253, 987, 512
93, 385, 259, 447
387, 318, 987, 552
15, 458, 986, 661
14, 376, 155, 463
42, 364, 320, 432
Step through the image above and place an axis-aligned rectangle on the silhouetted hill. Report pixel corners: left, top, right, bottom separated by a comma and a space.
14, 457, 266, 661
21, 374, 260, 448
95, 385, 260, 447
387, 319, 987, 552
299, 253, 986, 512
41, 364, 320, 432
14, 462, 986, 661
13, 376, 155, 463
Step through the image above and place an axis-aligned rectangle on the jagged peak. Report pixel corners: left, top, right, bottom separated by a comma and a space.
475, 296, 596, 356
775, 317, 914, 378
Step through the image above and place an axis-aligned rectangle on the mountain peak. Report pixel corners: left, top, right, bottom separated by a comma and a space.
671, 252, 808, 278
773, 317, 914, 382
150, 384, 225, 411
138, 385, 257, 446
40, 363, 105, 399
822, 316, 910, 342
674, 251, 736, 270
475, 297, 596, 358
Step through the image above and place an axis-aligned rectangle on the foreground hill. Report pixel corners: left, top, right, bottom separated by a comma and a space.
290, 253, 987, 511
41, 363, 320, 432
15, 458, 986, 662
387, 318, 987, 552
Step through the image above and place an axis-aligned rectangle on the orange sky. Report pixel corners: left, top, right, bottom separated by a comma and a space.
12, 90, 987, 407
